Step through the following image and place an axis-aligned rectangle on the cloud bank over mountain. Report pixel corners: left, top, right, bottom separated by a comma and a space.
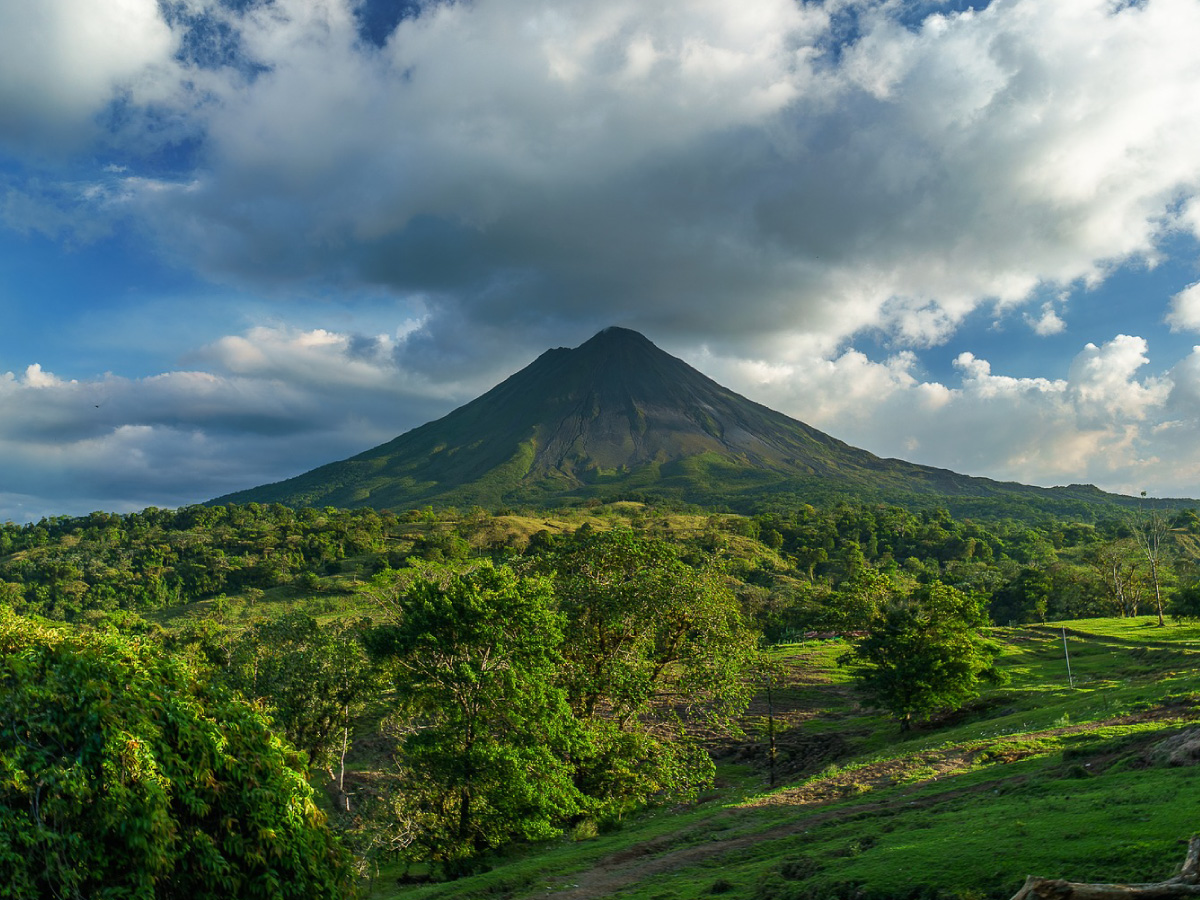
3, 0, 1200, 518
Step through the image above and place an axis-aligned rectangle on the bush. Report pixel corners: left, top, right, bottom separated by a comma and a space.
0, 608, 355, 899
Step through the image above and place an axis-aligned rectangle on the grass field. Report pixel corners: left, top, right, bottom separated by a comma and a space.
363, 617, 1200, 900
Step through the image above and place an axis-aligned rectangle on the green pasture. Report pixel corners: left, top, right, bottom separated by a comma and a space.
365, 617, 1200, 900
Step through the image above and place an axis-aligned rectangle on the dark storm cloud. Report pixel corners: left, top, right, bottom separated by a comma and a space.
90, 0, 1197, 367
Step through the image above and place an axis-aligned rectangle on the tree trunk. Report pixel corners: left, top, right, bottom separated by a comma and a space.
458, 786, 472, 844
1009, 837, 1200, 900
337, 710, 351, 813
765, 672, 777, 788
1151, 555, 1165, 626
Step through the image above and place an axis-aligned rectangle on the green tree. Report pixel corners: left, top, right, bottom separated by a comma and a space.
828, 552, 894, 631
539, 530, 758, 811
841, 582, 1001, 732
370, 563, 582, 873
990, 566, 1052, 624
1171, 580, 1200, 620
225, 612, 379, 803
1086, 539, 1146, 617
1134, 494, 1172, 626
0, 607, 355, 898
546, 530, 756, 727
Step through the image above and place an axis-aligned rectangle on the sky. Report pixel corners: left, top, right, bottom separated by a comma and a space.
4, 0, 1200, 522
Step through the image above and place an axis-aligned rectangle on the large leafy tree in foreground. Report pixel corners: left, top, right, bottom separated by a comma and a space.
537, 529, 758, 810
548, 530, 756, 725
362, 540, 758, 868
369, 563, 583, 873
841, 582, 1002, 732
0, 608, 355, 899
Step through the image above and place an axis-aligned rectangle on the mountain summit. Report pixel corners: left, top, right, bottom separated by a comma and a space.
212, 327, 1140, 513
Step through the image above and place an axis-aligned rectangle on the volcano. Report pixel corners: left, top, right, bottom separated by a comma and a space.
212, 327, 1142, 515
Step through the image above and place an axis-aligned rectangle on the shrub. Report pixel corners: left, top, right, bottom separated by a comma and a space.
0, 608, 355, 899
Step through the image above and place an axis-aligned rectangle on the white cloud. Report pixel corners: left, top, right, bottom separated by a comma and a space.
1167, 346, 1200, 410
21, 363, 71, 389
1067, 334, 1169, 424
700, 331, 1199, 498
1167, 281, 1200, 332
125, 0, 1200, 356
1026, 303, 1067, 336
1, 0, 1199, 363
0, 0, 178, 152
205, 325, 404, 391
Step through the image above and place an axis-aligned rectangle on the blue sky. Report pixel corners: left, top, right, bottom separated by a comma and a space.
4, 0, 1200, 522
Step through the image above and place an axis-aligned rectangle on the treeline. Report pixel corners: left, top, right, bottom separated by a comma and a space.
4, 500, 1200, 630
725, 503, 1200, 635
0, 504, 395, 619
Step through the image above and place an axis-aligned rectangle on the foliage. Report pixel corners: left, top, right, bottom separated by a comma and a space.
6, 499, 1200, 644
545, 529, 757, 727
571, 720, 716, 815
224, 612, 380, 776
1133, 499, 1173, 626
1170, 579, 1200, 620
0, 504, 393, 620
1086, 540, 1147, 618
369, 563, 584, 872
535, 529, 758, 810
0, 607, 355, 899
840, 582, 1002, 730
826, 550, 895, 631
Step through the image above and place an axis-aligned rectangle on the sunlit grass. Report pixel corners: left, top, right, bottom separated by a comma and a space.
362, 617, 1200, 900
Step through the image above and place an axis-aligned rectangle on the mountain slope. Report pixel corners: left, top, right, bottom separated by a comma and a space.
211, 327, 1157, 514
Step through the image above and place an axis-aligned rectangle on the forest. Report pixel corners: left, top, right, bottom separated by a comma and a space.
2, 498, 1197, 630
3, 497, 1200, 896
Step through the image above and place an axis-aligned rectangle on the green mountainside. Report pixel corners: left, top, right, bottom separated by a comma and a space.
213, 327, 1174, 517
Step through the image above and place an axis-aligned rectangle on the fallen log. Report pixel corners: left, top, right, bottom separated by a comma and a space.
1010, 838, 1200, 900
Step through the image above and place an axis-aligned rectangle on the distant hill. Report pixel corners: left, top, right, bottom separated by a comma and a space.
212, 327, 1181, 518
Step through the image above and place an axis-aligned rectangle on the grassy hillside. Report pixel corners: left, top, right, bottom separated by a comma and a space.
363, 617, 1200, 900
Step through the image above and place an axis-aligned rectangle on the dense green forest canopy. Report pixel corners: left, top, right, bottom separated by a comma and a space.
1, 521, 765, 884
4, 498, 1199, 630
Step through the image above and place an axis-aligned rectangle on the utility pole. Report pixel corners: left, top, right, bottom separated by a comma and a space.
1062, 627, 1074, 689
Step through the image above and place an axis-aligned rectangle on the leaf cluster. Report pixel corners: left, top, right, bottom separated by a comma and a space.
0, 607, 355, 898
363, 531, 760, 870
